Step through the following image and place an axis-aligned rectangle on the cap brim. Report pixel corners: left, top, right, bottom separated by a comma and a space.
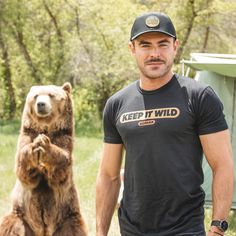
130, 30, 176, 41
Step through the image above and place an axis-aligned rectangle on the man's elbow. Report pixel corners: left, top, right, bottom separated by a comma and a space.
96, 171, 121, 188
212, 160, 234, 181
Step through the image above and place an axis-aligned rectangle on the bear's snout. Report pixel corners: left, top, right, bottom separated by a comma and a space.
35, 95, 52, 117
37, 102, 45, 110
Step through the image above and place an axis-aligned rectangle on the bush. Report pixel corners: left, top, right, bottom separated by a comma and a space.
73, 87, 102, 137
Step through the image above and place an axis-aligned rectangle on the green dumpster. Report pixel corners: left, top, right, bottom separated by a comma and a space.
182, 53, 236, 209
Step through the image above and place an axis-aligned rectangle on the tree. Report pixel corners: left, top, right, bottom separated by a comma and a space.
0, 0, 236, 121
0, 1, 16, 119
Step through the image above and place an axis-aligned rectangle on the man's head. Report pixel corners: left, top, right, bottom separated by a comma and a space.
129, 12, 179, 81
130, 12, 176, 41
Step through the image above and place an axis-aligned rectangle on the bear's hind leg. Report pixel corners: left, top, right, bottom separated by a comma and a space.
0, 213, 34, 236
53, 215, 87, 236
0, 213, 25, 236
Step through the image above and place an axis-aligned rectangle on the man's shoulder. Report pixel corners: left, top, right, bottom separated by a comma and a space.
108, 80, 138, 103
175, 74, 209, 95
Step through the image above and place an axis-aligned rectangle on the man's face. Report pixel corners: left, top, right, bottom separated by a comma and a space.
129, 32, 179, 80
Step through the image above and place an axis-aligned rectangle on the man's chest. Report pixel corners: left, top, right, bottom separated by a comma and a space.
115, 94, 196, 141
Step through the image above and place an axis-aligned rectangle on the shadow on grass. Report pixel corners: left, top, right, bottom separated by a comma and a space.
0, 120, 21, 135
0, 119, 103, 138
75, 120, 102, 138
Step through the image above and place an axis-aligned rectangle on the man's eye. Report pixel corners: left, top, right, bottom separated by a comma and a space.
141, 44, 150, 48
160, 43, 168, 47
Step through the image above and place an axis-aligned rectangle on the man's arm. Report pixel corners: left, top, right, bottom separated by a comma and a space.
96, 143, 124, 236
200, 129, 234, 235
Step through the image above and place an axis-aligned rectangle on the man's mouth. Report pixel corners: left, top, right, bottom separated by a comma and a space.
145, 59, 165, 65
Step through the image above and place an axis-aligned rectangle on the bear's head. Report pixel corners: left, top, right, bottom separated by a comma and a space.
22, 82, 73, 132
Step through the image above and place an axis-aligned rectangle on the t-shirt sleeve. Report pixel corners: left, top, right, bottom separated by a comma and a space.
196, 86, 228, 135
103, 98, 123, 144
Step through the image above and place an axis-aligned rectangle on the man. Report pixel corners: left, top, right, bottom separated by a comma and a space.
96, 12, 234, 236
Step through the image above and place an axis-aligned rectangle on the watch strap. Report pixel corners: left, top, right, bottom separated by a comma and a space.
211, 220, 221, 227
211, 220, 228, 232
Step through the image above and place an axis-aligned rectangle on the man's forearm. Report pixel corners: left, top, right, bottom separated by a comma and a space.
212, 165, 234, 219
209, 165, 234, 235
96, 174, 121, 236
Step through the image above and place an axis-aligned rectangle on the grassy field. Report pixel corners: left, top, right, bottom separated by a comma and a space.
0, 121, 235, 235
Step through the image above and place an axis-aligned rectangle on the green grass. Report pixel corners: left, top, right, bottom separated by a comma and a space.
0, 121, 235, 235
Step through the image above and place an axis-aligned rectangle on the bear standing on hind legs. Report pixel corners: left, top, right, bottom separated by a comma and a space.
0, 83, 87, 236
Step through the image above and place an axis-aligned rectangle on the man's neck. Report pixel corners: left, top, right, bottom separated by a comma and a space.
139, 72, 174, 91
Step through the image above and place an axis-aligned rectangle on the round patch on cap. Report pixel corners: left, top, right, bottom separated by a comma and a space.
145, 15, 160, 28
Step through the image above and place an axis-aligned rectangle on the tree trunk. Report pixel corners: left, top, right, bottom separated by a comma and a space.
66, 1, 98, 81
43, 0, 64, 82
0, 27, 16, 119
202, 26, 210, 52
201, 0, 212, 53
175, 0, 197, 63
12, 25, 42, 84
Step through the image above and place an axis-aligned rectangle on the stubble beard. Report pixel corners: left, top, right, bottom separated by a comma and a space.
139, 60, 174, 80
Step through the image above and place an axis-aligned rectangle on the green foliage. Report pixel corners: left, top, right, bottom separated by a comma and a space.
0, 0, 236, 121
0, 119, 20, 134
73, 87, 102, 136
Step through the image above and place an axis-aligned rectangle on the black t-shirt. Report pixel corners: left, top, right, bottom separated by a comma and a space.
103, 75, 228, 236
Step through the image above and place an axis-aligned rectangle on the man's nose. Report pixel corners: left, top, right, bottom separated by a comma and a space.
149, 47, 160, 57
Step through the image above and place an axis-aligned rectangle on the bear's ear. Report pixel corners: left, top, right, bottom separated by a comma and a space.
62, 82, 72, 94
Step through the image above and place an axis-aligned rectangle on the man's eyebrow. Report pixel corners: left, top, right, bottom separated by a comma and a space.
138, 39, 172, 45
158, 39, 171, 44
138, 40, 151, 45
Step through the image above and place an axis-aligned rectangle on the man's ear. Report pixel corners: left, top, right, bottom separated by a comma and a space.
129, 41, 136, 55
173, 39, 180, 54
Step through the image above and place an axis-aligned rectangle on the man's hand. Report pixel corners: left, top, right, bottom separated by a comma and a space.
207, 226, 224, 236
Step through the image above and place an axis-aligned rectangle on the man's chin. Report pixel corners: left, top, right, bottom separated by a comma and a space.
145, 72, 167, 80
142, 67, 172, 80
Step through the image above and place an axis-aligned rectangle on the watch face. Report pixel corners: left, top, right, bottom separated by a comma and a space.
221, 221, 228, 231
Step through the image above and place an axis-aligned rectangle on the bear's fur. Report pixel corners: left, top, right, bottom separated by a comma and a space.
0, 83, 87, 236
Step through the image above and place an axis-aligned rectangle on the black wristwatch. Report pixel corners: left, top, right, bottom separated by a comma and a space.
211, 220, 228, 232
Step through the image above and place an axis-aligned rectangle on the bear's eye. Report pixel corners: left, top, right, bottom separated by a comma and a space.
49, 93, 55, 98
34, 95, 38, 99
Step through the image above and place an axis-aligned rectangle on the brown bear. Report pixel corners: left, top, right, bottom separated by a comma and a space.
0, 83, 87, 236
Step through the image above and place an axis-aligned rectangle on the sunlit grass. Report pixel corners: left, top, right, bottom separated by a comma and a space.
205, 209, 236, 235
0, 131, 17, 216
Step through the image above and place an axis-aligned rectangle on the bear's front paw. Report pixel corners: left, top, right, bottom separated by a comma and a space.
20, 144, 39, 168
33, 134, 50, 149
33, 134, 52, 171
32, 144, 45, 161
33, 134, 51, 155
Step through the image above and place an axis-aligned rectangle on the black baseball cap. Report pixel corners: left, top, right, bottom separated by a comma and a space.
130, 12, 176, 41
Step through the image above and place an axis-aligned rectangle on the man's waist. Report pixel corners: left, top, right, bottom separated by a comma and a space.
118, 201, 205, 236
